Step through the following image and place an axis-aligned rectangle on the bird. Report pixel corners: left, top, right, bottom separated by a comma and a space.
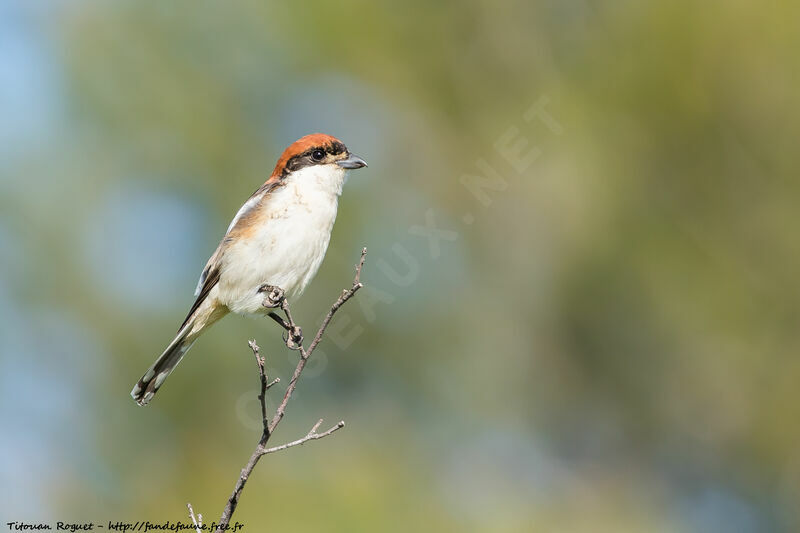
131, 133, 367, 406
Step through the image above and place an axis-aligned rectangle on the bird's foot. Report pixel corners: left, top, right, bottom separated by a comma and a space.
268, 311, 290, 331
259, 284, 285, 308
283, 325, 303, 350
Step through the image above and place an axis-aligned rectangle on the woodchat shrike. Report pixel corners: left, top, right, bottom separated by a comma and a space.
131, 133, 367, 406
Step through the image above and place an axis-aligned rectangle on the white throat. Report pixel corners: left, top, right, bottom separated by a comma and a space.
285, 164, 348, 198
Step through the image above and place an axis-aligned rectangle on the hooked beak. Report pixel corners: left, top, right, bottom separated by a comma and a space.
337, 153, 368, 169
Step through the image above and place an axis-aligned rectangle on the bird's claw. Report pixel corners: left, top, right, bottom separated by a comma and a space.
260, 284, 300, 348
259, 285, 285, 308
283, 325, 303, 350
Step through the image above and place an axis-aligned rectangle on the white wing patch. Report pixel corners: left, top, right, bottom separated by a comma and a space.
225, 193, 263, 235
194, 270, 209, 296
194, 192, 264, 296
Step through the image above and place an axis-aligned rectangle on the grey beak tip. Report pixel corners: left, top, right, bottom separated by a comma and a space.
337, 154, 368, 169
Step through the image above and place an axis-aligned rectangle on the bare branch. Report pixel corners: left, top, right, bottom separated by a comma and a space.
187, 503, 202, 533
268, 247, 367, 433
354, 246, 367, 284
261, 419, 345, 455
213, 248, 367, 532
248, 340, 269, 429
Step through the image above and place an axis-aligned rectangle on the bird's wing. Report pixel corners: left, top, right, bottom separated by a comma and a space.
180, 180, 281, 331
193, 191, 261, 296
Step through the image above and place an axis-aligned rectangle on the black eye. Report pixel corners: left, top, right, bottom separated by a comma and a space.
311, 149, 325, 161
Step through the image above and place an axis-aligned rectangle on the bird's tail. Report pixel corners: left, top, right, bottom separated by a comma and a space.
131, 303, 227, 406
131, 326, 195, 406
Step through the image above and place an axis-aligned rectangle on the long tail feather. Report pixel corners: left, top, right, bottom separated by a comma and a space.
131, 326, 195, 406
131, 299, 227, 406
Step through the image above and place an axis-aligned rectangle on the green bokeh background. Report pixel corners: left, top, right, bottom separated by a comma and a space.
2, 2, 799, 531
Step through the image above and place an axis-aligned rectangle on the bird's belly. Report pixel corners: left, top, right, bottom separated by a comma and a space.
218, 193, 338, 315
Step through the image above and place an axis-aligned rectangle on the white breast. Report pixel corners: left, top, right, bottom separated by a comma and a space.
218, 164, 347, 315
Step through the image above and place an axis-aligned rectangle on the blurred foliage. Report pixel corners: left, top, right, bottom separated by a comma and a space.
2, 1, 800, 531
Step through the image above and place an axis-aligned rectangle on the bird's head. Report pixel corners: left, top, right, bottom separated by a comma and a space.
270, 133, 367, 186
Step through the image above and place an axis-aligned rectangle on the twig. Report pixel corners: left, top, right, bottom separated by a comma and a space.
187, 503, 202, 533
247, 340, 279, 426
262, 419, 345, 455
214, 248, 367, 532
